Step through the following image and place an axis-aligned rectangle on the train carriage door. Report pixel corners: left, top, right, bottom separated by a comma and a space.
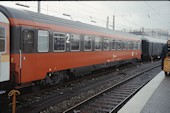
0, 12, 10, 83
20, 27, 36, 83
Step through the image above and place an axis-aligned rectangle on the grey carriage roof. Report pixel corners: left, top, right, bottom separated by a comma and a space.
137, 35, 167, 44
0, 5, 141, 41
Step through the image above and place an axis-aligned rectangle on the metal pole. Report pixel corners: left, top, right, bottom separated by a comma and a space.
106, 16, 109, 29
8, 90, 20, 113
38, 1, 40, 13
113, 15, 115, 30
47, 5, 48, 15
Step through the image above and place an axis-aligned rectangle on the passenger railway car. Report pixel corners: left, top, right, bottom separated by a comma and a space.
139, 36, 167, 59
0, 5, 141, 91
0, 11, 10, 94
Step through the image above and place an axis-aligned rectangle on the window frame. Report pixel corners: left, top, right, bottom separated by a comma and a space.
53, 32, 66, 52
116, 40, 122, 50
38, 30, 49, 52
111, 39, 116, 50
138, 42, 141, 50
70, 34, 80, 52
134, 41, 138, 50
128, 41, 132, 50
103, 38, 109, 50
84, 35, 92, 51
125, 41, 129, 50
132, 41, 135, 50
95, 36, 102, 51
0, 27, 6, 53
23, 29, 34, 53
122, 41, 126, 50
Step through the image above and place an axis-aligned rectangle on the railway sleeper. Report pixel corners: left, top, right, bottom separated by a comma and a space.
104, 94, 127, 99
98, 98, 122, 103
83, 107, 112, 113
88, 103, 114, 110
105, 93, 128, 98
113, 88, 134, 92
93, 100, 119, 106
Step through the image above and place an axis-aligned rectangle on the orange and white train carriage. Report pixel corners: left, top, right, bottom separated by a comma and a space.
0, 5, 142, 91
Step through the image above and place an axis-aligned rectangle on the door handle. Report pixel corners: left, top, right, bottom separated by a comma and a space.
19, 49, 22, 69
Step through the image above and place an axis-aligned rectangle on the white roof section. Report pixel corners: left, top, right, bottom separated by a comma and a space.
0, 12, 9, 24
137, 35, 167, 44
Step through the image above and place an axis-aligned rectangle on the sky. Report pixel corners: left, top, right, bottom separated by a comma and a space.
0, 1, 170, 33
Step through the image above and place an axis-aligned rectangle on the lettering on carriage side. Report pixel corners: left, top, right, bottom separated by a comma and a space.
112, 54, 117, 61
132, 52, 134, 56
66, 33, 70, 43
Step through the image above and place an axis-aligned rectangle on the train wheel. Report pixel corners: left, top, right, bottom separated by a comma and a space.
32, 85, 40, 92
31, 82, 41, 92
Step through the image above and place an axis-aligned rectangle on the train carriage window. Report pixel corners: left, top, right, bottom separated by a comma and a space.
138, 42, 141, 50
70, 34, 80, 51
134, 42, 138, 50
95, 37, 102, 50
133, 42, 135, 50
116, 40, 122, 50
38, 30, 49, 52
23, 30, 34, 52
126, 42, 129, 50
84, 35, 92, 51
134, 42, 136, 50
103, 38, 109, 50
0, 27, 5, 52
53, 32, 66, 52
111, 40, 116, 50
128, 41, 133, 50
128, 42, 131, 50
132, 42, 135, 50
122, 41, 126, 50
131, 42, 134, 50
136, 42, 139, 50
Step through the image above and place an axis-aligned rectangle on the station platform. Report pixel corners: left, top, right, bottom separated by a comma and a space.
118, 71, 170, 113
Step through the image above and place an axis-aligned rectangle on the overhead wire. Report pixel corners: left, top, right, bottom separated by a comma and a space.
144, 1, 169, 27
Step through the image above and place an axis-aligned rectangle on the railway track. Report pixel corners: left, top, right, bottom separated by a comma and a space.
63, 65, 160, 113
3, 61, 161, 113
